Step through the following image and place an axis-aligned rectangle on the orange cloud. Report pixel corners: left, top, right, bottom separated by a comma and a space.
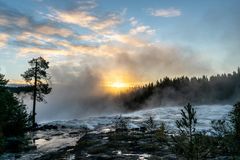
53, 10, 121, 32
54, 10, 96, 28
18, 47, 70, 57
36, 26, 73, 37
16, 31, 58, 45
0, 33, 9, 47
91, 16, 121, 31
109, 34, 147, 47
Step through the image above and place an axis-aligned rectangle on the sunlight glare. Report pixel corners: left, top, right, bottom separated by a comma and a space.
110, 81, 128, 88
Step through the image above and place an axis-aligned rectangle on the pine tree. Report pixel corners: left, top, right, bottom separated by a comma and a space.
176, 103, 197, 143
172, 103, 197, 160
21, 57, 52, 128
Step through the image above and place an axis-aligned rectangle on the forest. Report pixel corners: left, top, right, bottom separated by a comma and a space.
118, 68, 240, 110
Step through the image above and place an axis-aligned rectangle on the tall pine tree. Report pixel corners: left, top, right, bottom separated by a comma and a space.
21, 57, 52, 128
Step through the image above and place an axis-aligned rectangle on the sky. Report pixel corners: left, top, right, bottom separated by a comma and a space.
0, 0, 240, 85
1, 0, 240, 121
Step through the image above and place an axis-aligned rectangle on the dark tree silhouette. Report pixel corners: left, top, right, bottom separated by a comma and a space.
230, 102, 240, 140
144, 116, 156, 131
21, 57, 52, 128
176, 103, 197, 146
172, 103, 210, 159
0, 73, 29, 152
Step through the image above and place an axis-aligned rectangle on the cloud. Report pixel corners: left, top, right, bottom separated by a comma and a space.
77, 0, 97, 10
113, 44, 211, 80
35, 26, 73, 37
52, 9, 121, 33
0, 0, 226, 122
35, 63, 122, 121
18, 47, 70, 57
0, 3, 31, 29
53, 10, 96, 28
128, 17, 155, 36
0, 16, 9, 26
129, 17, 138, 26
0, 15, 29, 29
129, 25, 155, 35
78, 34, 106, 43
0, 1, 76, 55
14, 31, 66, 52
109, 34, 147, 47
0, 33, 9, 48
17, 38, 124, 57
149, 7, 181, 17
90, 15, 121, 32
33, 40, 212, 121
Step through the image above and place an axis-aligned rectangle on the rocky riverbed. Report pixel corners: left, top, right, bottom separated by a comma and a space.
32, 129, 236, 160
37, 130, 178, 160
0, 105, 234, 159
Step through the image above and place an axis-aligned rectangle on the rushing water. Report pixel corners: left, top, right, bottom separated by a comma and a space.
0, 104, 233, 160
48, 104, 232, 132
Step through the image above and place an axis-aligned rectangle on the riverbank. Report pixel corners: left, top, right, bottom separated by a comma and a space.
0, 104, 236, 159
34, 129, 236, 160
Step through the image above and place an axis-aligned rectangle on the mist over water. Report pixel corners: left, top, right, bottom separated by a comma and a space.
43, 104, 232, 133
24, 43, 215, 123
23, 66, 123, 122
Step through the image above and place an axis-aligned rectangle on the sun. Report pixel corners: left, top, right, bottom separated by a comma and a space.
102, 70, 136, 94
110, 81, 128, 88
104, 81, 131, 94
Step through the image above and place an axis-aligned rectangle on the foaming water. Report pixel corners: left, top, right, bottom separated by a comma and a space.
1, 105, 232, 160
47, 104, 232, 132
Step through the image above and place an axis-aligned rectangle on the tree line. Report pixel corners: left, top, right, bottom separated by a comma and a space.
118, 68, 240, 110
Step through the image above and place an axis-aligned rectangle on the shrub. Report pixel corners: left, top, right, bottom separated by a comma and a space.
144, 116, 157, 132
155, 122, 167, 141
211, 119, 232, 137
211, 102, 240, 157
114, 115, 128, 132
230, 102, 240, 140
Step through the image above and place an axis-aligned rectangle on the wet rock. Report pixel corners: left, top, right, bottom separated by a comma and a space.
69, 131, 80, 135
115, 128, 128, 132
4, 137, 24, 153
37, 125, 58, 131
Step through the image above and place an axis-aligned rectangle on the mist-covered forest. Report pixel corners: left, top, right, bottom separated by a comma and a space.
118, 68, 240, 110
2, 60, 240, 159
6, 68, 240, 112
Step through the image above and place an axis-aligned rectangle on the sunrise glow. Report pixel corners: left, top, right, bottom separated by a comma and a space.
110, 81, 128, 88
1, 0, 240, 157
104, 81, 131, 94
